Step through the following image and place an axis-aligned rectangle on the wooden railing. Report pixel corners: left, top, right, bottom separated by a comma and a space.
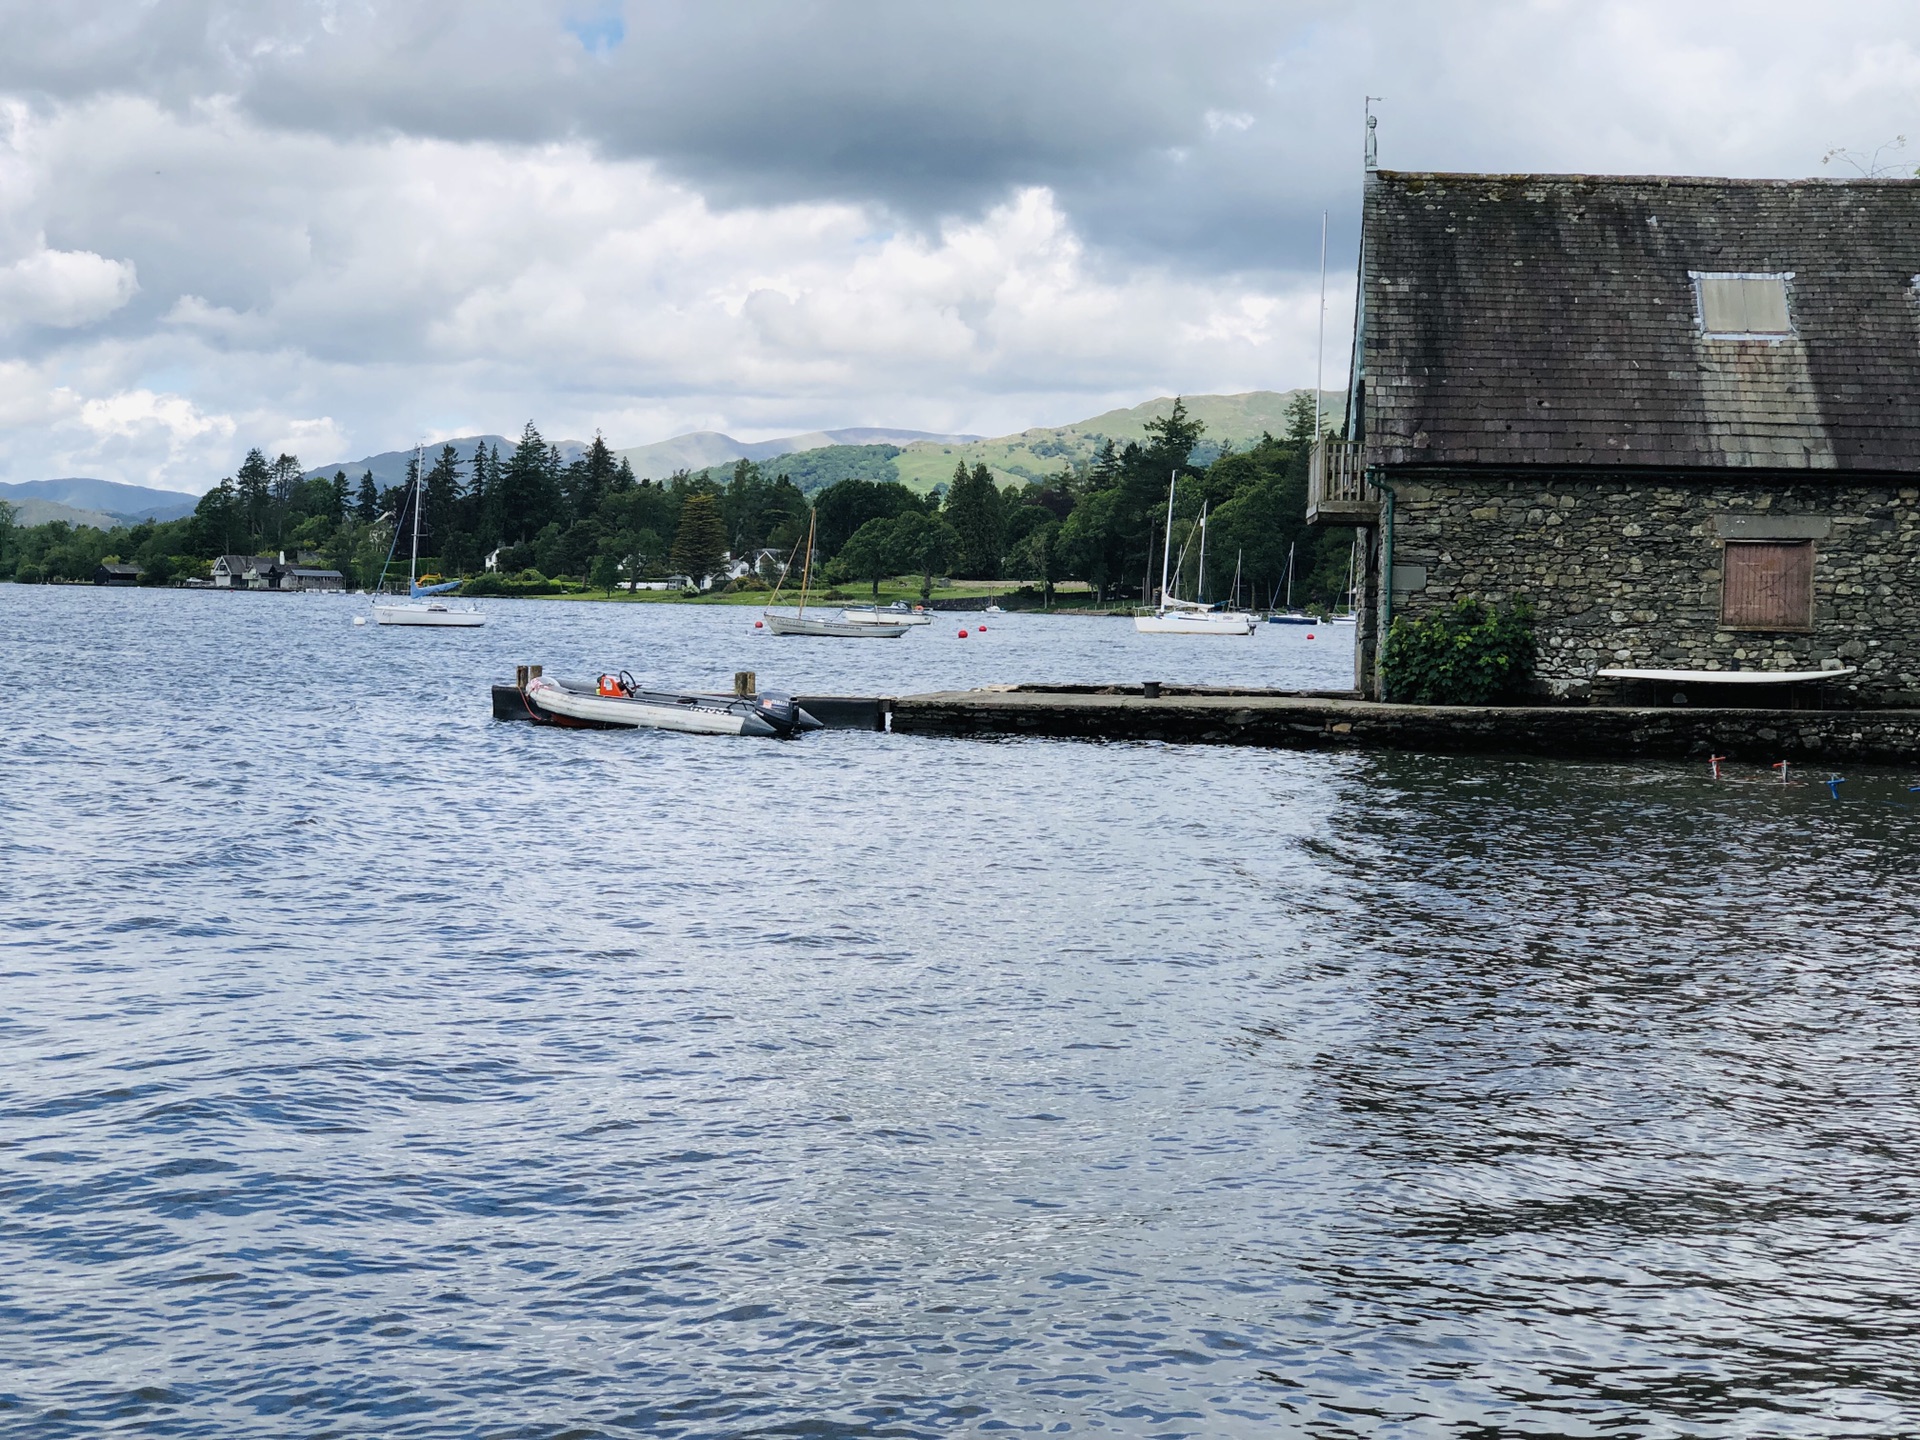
1307, 439, 1379, 522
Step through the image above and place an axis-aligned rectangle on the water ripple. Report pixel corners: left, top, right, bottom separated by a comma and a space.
2, 588, 1918, 1436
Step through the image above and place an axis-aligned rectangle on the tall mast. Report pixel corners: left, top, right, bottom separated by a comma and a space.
1196, 502, 1208, 603
1286, 541, 1295, 610
409, 442, 423, 588
1314, 210, 1327, 443
1159, 470, 1176, 607
797, 509, 816, 617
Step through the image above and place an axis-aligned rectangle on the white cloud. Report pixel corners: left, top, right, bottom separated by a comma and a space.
0, 246, 136, 327
0, 96, 1336, 487
267, 415, 347, 460
6, 2, 1920, 488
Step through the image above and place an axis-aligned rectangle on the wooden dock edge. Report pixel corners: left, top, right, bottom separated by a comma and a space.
887, 689, 1920, 765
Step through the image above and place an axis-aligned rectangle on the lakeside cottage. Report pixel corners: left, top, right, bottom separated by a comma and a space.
210, 553, 345, 591
1313, 169, 1920, 706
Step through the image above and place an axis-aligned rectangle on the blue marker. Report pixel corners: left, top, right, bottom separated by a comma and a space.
1827, 776, 1846, 799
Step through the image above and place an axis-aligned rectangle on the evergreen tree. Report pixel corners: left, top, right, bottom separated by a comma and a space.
562, 433, 618, 522
234, 449, 271, 547
423, 444, 464, 564
496, 421, 561, 543
355, 470, 378, 522
192, 479, 242, 557
944, 461, 1006, 578
669, 494, 728, 585
328, 471, 350, 525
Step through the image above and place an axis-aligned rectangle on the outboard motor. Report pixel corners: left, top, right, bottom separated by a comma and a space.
747, 691, 824, 738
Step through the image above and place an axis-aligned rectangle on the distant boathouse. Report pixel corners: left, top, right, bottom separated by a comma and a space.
1312, 169, 1920, 706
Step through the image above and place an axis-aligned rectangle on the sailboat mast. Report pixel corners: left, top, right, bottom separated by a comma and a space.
797, 509, 816, 617
1285, 541, 1295, 610
1196, 502, 1208, 603
1159, 471, 1176, 607
409, 443, 423, 589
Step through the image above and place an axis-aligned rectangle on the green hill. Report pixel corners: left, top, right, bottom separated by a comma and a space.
892, 390, 1340, 493
693, 390, 1343, 496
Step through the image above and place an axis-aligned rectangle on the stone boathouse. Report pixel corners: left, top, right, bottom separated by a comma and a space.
1312, 169, 1920, 706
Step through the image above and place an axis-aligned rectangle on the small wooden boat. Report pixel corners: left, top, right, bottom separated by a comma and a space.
510, 672, 822, 737
768, 611, 910, 638
762, 510, 910, 638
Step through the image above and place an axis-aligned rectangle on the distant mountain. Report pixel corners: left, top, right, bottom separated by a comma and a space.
303, 436, 591, 491
302, 426, 982, 491
2, 497, 127, 529
615, 425, 979, 479
0, 477, 201, 523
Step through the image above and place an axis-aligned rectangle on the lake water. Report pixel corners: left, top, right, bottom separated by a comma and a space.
4, 586, 1919, 1438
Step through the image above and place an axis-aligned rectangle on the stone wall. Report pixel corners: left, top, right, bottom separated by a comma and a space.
889, 688, 1920, 764
1375, 472, 1920, 706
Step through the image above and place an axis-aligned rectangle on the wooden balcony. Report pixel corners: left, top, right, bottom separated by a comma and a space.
1307, 439, 1379, 524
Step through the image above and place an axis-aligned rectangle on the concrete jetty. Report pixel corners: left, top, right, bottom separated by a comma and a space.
885, 685, 1920, 764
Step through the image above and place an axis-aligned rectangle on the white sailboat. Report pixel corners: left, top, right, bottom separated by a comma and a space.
1326, 536, 1359, 627
373, 445, 484, 628
1268, 542, 1317, 625
1134, 475, 1257, 636
840, 601, 933, 626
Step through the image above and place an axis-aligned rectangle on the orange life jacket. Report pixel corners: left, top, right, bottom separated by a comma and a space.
598, 675, 622, 697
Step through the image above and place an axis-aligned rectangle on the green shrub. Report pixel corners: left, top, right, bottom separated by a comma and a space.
1383, 596, 1536, 705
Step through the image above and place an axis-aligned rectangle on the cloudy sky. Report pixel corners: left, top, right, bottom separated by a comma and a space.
3, 0, 1918, 493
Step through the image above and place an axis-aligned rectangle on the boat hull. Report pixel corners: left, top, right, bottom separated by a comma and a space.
517, 676, 817, 737
765, 611, 911, 637
840, 607, 932, 627
1134, 611, 1258, 636
374, 603, 485, 627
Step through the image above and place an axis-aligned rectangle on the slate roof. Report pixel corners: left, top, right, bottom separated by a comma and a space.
1357, 171, 1920, 472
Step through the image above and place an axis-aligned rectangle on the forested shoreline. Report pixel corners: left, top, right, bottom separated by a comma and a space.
0, 398, 1356, 606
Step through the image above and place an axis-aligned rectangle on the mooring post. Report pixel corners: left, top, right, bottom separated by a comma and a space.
530, 664, 542, 680
515, 664, 529, 690
735, 670, 756, 698
1143, 681, 1161, 699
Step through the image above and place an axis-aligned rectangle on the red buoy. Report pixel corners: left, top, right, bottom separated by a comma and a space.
957, 628, 969, 639
754, 620, 764, 628
1306, 632, 1316, 640
977, 625, 986, 633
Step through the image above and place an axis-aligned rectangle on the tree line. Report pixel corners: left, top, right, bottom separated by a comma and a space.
0, 398, 1356, 606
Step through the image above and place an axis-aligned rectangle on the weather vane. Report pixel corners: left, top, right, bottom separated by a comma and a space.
1365, 96, 1382, 171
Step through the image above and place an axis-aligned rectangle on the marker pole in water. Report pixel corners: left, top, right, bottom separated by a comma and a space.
1827, 775, 1846, 800
1773, 761, 1790, 784
1708, 754, 1725, 780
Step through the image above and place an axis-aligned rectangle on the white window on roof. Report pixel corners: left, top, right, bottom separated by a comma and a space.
1692, 272, 1794, 339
